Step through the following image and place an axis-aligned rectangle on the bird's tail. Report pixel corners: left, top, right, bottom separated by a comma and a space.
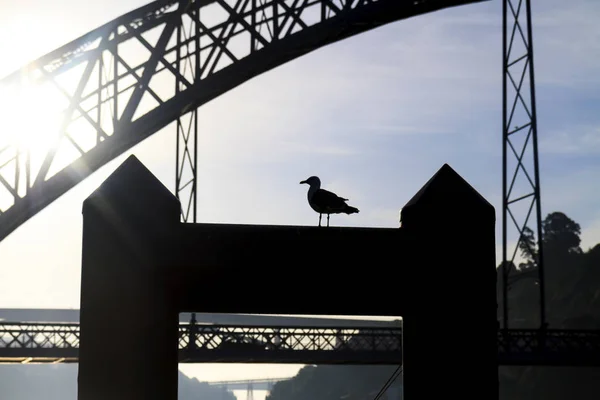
344, 205, 359, 214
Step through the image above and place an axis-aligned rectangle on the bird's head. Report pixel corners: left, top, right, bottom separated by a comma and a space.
299, 176, 321, 188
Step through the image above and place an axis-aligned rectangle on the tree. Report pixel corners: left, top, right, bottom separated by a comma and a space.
518, 226, 537, 269
266, 365, 399, 400
542, 211, 582, 254
519, 212, 583, 262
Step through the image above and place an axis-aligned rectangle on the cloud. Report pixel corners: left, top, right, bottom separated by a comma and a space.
352, 124, 455, 136
540, 166, 600, 216
282, 142, 359, 156
540, 125, 600, 155
532, 0, 600, 89
163, 3, 504, 175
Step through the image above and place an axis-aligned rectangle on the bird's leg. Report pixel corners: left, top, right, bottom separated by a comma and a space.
319, 213, 322, 227
327, 214, 330, 227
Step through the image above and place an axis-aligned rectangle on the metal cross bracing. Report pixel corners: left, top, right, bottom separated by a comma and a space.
501, 0, 545, 329
0, 322, 80, 363
173, 6, 200, 223
0, 322, 402, 364
179, 324, 403, 363
0, 0, 487, 241
176, 109, 198, 222
2, 322, 600, 366
498, 329, 600, 367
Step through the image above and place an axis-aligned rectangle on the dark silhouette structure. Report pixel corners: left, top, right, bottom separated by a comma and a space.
300, 176, 359, 227
78, 155, 497, 400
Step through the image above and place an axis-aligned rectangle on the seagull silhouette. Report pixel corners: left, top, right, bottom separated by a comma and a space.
300, 176, 359, 227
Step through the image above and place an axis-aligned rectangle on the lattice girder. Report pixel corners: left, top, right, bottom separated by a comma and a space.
498, 329, 600, 366
501, 0, 546, 329
3, 322, 600, 366
0, 322, 403, 364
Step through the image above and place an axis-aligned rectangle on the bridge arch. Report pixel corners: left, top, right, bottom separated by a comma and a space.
0, 0, 486, 242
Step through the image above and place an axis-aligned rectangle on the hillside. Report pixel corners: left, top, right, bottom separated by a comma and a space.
0, 364, 237, 400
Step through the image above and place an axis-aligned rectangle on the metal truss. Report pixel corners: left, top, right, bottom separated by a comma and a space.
501, 0, 545, 329
3, 322, 600, 366
176, 109, 198, 223
0, 322, 79, 363
0, 0, 486, 242
498, 329, 600, 366
173, 10, 200, 223
0, 322, 401, 364
179, 323, 402, 363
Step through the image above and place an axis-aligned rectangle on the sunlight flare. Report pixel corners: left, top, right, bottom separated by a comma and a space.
0, 78, 65, 156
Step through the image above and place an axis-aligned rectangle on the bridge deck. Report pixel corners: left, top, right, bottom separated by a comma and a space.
1, 323, 599, 366
0, 309, 401, 327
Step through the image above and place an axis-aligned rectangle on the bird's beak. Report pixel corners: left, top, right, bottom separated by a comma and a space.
299, 180, 307, 184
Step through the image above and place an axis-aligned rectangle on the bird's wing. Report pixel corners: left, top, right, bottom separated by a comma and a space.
312, 189, 348, 210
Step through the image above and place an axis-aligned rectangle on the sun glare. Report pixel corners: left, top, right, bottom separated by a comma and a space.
0, 78, 66, 156
0, 11, 105, 212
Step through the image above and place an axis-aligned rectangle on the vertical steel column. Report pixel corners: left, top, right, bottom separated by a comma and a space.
502, 0, 509, 331
194, 1, 201, 223
188, 313, 198, 352
502, 0, 546, 329
175, 14, 182, 219
175, 107, 199, 223
526, 0, 546, 330
175, 2, 199, 223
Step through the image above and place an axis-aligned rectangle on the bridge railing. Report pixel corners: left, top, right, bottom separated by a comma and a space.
0, 322, 402, 352
497, 329, 600, 366
0, 322, 80, 350
0, 322, 403, 363
3, 322, 600, 366
179, 324, 403, 352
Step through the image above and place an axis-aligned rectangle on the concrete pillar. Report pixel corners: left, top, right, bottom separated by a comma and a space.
400, 164, 497, 400
78, 155, 181, 400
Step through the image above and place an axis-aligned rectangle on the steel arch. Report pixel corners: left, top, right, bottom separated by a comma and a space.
0, 0, 486, 242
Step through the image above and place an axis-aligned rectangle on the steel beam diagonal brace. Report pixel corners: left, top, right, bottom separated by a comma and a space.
119, 15, 178, 125
132, 31, 194, 90
34, 38, 108, 187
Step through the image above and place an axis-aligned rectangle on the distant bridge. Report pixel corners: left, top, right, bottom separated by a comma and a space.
0, 322, 402, 364
1, 321, 600, 366
206, 378, 291, 391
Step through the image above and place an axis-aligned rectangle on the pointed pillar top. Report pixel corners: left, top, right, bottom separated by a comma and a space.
401, 163, 495, 228
83, 154, 180, 228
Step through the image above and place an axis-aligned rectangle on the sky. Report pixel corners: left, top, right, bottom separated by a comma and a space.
1, 0, 600, 393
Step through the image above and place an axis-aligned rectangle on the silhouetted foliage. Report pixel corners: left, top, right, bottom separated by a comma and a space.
497, 210, 600, 399
518, 226, 537, 269
542, 211, 582, 255
266, 365, 400, 400
517, 212, 582, 269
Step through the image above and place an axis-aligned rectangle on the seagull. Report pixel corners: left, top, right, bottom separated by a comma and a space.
299, 176, 359, 227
